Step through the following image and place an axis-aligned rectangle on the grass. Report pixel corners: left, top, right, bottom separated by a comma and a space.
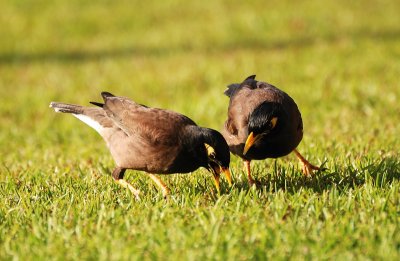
1, 0, 400, 260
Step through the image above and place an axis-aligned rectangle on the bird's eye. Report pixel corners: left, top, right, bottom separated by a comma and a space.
269, 117, 278, 129
205, 143, 217, 160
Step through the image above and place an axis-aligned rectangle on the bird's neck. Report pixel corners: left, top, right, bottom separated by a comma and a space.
181, 125, 209, 167
183, 125, 207, 145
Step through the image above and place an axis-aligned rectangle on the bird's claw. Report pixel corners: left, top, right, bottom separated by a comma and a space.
301, 162, 319, 176
162, 187, 170, 200
248, 177, 262, 188
294, 149, 325, 177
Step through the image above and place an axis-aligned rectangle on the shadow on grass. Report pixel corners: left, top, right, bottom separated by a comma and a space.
1, 28, 400, 65
233, 156, 400, 194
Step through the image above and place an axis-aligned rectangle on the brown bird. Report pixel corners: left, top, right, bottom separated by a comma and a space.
222, 75, 321, 186
50, 92, 232, 199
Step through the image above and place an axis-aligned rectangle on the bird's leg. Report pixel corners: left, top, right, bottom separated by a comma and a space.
244, 160, 257, 186
148, 174, 170, 199
112, 167, 140, 200
293, 149, 320, 176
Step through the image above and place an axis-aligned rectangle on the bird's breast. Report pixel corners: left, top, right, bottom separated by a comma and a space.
246, 142, 294, 159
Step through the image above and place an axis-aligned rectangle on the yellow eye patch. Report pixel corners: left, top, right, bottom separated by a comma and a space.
204, 143, 216, 158
270, 117, 278, 129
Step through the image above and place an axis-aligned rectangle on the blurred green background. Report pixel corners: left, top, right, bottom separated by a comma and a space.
1, 0, 399, 260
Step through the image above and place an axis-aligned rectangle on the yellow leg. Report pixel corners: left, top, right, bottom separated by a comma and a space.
112, 167, 140, 200
148, 174, 170, 199
116, 179, 141, 200
293, 149, 320, 176
244, 160, 257, 186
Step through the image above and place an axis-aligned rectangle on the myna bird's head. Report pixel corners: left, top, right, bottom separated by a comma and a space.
243, 102, 287, 155
201, 128, 232, 192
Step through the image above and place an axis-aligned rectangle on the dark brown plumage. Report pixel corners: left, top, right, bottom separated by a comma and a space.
50, 92, 232, 198
222, 75, 321, 185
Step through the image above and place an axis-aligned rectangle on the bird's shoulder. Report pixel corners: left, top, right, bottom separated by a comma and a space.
230, 82, 290, 113
103, 95, 196, 144
224, 83, 286, 136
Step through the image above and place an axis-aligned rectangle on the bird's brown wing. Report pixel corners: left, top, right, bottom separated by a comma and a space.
102, 95, 197, 145
99, 95, 200, 172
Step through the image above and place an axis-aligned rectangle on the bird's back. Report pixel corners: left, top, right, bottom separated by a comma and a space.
98, 95, 201, 173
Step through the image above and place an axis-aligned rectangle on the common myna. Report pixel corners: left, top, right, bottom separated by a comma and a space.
50, 92, 232, 198
222, 75, 321, 185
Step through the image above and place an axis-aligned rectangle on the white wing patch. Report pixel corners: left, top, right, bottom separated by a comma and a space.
73, 114, 104, 134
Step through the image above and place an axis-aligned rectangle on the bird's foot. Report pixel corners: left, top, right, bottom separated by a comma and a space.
148, 174, 170, 199
293, 149, 323, 176
161, 187, 171, 200
248, 178, 261, 188
300, 161, 321, 176
116, 179, 141, 200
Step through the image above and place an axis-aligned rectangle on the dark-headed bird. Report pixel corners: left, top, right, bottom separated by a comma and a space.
222, 75, 321, 186
50, 92, 231, 199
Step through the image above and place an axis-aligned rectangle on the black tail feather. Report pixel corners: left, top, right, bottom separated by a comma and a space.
90, 101, 104, 107
245, 75, 256, 81
101, 91, 115, 101
224, 83, 240, 97
224, 75, 257, 97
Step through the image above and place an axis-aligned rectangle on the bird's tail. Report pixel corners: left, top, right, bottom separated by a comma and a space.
49, 102, 84, 114
224, 83, 240, 97
224, 75, 257, 97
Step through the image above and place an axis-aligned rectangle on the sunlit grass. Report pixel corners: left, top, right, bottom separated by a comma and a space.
1, 0, 399, 260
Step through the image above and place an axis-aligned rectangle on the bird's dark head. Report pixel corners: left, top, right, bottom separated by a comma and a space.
200, 128, 232, 191
244, 102, 287, 155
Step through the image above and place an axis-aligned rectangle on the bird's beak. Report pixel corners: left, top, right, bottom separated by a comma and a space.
221, 167, 232, 187
211, 165, 233, 194
243, 132, 261, 155
211, 170, 221, 195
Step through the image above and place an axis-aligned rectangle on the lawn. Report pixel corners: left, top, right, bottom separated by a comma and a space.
1, 0, 399, 260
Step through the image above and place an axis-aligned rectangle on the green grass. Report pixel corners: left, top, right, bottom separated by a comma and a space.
1, 0, 400, 260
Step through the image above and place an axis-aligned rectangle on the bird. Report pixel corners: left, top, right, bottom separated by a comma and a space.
221, 75, 321, 186
50, 92, 232, 199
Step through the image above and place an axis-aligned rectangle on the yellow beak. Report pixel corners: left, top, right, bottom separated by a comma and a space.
221, 167, 232, 187
243, 132, 261, 155
212, 173, 221, 195
211, 166, 233, 194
